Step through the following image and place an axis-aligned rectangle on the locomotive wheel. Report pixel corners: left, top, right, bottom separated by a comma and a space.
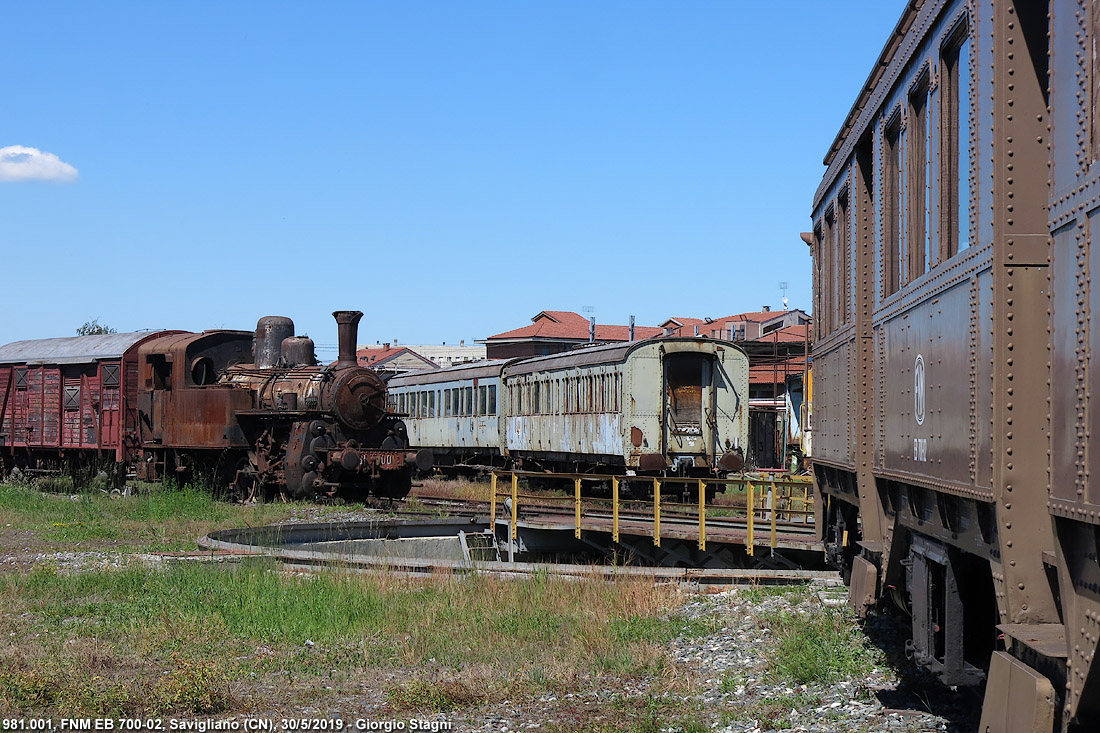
379, 471, 412, 500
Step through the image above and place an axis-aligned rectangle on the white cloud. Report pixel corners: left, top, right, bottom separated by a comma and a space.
0, 145, 79, 182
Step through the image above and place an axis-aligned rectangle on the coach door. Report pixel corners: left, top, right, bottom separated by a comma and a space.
662, 352, 715, 466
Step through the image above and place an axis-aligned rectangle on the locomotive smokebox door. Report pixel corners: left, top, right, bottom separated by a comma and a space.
332, 371, 387, 430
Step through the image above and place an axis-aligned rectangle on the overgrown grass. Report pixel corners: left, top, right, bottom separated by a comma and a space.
0, 560, 695, 716
0, 478, 303, 552
762, 604, 881, 685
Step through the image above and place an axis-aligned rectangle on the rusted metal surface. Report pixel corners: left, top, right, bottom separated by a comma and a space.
0, 331, 181, 464
0, 312, 414, 502
333, 310, 362, 369
280, 336, 316, 367
253, 316, 293, 369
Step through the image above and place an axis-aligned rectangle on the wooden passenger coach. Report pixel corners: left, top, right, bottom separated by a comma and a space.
0, 331, 178, 466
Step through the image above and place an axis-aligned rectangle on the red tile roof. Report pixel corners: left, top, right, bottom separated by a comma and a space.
756, 324, 811, 343
356, 345, 435, 369
749, 357, 808, 384
487, 309, 811, 344
659, 317, 707, 329
488, 311, 662, 342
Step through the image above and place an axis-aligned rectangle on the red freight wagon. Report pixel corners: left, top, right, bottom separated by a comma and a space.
0, 331, 180, 470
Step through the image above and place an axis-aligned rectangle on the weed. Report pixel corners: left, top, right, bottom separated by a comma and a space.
385, 678, 486, 712
151, 659, 233, 715
737, 581, 811, 605
0, 669, 57, 709
719, 671, 742, 693
764, 606, 880, 685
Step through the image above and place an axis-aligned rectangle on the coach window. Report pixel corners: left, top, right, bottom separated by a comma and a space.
941, 21, 971, 258
839, 191, 850, 325
488, 385, 497, 415
101, 364, 120, 388
149, 355, 172, 390
812, 225, 825, 332
884, 114, 903, 294
909, 73, 931, 278
823, 207, 836, 335
428, 391, 436, 418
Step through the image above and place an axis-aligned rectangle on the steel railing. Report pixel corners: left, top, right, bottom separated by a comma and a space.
487, 470, 813, 555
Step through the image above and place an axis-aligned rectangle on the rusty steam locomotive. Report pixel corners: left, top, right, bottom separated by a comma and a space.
0, 311, 427, 500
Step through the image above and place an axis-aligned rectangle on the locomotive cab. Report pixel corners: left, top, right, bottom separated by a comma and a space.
135, 330, 255, 451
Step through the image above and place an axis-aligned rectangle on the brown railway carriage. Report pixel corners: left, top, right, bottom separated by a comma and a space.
810, 0, 1100, 730
0, 331, 181, 468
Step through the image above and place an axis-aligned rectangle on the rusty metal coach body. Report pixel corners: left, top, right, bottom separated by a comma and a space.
810, 0, 1100, 730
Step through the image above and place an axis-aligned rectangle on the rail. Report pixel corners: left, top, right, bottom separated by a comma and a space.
487, 470, 814, 555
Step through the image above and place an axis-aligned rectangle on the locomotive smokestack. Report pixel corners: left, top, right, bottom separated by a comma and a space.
333, 310, 363, 368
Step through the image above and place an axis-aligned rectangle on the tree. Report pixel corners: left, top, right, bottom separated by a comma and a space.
76, 319, 116, 336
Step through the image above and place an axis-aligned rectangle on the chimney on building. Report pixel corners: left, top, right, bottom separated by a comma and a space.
629, 316, 635, 342
762, 305, 771, 312
589, 317, 595, 343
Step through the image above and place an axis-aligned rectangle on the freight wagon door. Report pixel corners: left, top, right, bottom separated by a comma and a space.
662, 352, 714, 465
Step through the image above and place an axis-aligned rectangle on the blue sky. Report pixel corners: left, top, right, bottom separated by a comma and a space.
4, 2, 903, 358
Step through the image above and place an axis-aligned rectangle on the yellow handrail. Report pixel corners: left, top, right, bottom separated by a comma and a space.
484, 469, 814, 556
697, 478, 706, 551
490, 472, 497, 525
612, 475, 620, 544
574, 477, 582, 540
653, 478, 661, 548
746, 480, 755, 556
510, 472, 518, 553
770, 477, 778, 547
